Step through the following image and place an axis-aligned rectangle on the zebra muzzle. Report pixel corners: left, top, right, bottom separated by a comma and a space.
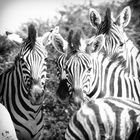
71, 88, 84, 107
29, 84, 45, 105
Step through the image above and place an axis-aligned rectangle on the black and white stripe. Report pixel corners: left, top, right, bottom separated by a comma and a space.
89, 6, 140, 79
65, 97, 140, 140
0, 24, 48, 140
52, 27, 140, 106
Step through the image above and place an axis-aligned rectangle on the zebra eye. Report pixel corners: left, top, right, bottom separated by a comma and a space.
56, 69, 61, 78
120, 42, 124, 47
87, 67, 92, 73
44, 58, 48, 62
63, 66, 68, 73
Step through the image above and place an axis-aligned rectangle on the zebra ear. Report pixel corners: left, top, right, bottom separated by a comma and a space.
115, 6, 131, 28
89, 8, 101, 28
42, 26, 60, 46
42, 31, 52, 46
86, 35, 104, 54
52, 33, 68, 54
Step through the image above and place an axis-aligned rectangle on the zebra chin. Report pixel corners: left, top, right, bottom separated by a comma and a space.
29, 85, 45, 105
69, 89, 91, 109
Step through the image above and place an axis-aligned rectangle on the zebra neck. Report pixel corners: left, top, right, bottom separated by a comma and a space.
89, 54, 104, 94
28, 104, 43, 119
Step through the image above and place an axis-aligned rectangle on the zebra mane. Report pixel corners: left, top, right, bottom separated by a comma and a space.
67, 27, 85, 54
97, 8, 111, 35
24, 24, 36, 49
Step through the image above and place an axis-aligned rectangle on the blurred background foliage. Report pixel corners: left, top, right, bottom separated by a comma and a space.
0, 0, 140, 139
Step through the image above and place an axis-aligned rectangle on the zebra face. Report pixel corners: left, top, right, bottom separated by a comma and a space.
57, 52, 93, 105
19, 24, 48, 105
89, 6, 131, 59
52, 27, 105, 106
29, 79, 45, 105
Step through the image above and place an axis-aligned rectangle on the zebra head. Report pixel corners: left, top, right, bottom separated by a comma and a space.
19, 24, 48, 105
52, 27, 105, 106
89, 6, 131, 59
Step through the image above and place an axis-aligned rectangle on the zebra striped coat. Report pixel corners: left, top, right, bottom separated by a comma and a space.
0, 24, 49, 140
89, 6, 140, 79
65, 97, 140, 140
51, 27, 140, 106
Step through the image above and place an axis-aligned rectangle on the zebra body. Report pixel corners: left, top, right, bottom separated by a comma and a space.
0, 24, 49, 140
52, 27, 140, 105
87, 50, 140, 102
89, 6, 140, 79
0, 103, 18, 140
65, 97, 140, 140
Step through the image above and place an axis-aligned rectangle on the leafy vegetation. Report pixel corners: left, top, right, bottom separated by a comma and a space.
0, 0, 140, 139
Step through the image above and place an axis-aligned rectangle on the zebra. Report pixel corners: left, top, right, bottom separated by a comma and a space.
89, 6, 140, 79
0, 24, 49, 140
51, 27, 140, 106
0, 103, 18, 140
65, 97, 140, 140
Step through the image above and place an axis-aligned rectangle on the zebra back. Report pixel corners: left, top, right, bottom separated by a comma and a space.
65, 97, 140, 140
